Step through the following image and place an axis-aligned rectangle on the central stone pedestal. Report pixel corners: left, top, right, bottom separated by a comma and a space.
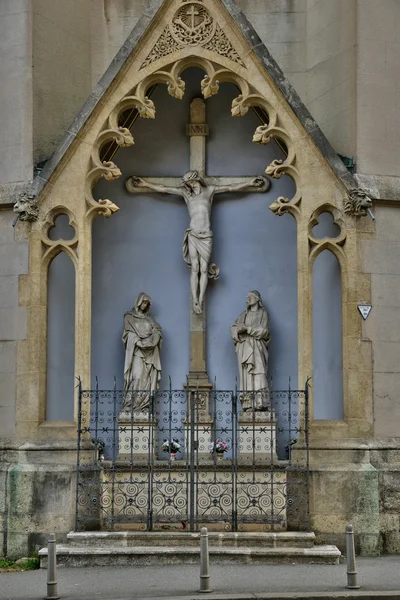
118, 411, 157, 460
184, 389, 214, 461
238, 409, 278, 463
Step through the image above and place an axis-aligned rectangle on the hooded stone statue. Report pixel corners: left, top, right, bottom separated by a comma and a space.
122, 293, 162, 412
231, 290, 270, 411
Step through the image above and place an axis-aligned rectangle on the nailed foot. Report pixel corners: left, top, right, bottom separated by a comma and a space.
193, 301, 202, 314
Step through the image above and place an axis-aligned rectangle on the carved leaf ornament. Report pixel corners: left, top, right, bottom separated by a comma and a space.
83, 0, 307, 222
86, 46, 302, 220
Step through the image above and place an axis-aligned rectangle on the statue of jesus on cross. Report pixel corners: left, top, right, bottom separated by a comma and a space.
126, 97, 270, 389
128, 170, 267, 314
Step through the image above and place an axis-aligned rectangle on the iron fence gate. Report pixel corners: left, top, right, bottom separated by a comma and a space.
76, 381, 310, 532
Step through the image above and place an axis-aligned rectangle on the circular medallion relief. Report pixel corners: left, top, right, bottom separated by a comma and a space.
171, 3, 215, 46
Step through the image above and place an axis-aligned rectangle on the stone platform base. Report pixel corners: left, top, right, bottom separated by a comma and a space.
39, 531, 340, 567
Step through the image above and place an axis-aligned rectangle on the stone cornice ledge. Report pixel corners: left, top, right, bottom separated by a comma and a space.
355, 173, 400, 202
308, 438, 400, 450
0, 181, 31, 206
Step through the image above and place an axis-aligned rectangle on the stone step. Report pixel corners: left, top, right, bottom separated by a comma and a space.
66, 531, 317, 549
39, 543, 341, 568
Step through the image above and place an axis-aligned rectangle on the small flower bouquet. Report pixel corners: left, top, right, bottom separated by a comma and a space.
161, 438, 181, 454
91, 438, 105, 461
209, 439, 228, 454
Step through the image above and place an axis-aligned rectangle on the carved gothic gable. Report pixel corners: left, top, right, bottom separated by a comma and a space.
30, 0, 357, 216
141, 3, 245, 68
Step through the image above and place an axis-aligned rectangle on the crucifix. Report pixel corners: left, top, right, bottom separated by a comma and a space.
126, 98, 269, 389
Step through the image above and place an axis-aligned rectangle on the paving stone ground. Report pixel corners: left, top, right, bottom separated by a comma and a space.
2, 557, 400, 600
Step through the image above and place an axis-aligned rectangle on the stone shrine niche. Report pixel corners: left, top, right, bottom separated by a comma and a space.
91, 68, 298, 391
309, 207, 345, 420
46, 253, 75, 420
312, 249, 344, 420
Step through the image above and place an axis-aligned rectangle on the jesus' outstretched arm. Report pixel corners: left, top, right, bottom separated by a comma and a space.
126, 176, 182, 197
213, 176, 269, 196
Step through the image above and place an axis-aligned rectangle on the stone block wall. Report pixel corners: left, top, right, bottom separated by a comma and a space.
0, 0, 33, 186
357, 0, 400, 176
0, 208, 29, 556
309, 451, 380, 555
362, 206, 400, 438
0, 210, 28, 439
0, 446, 77, 558
360, 204, 400, 554
370, 447, 400, 554
306, 0, 357, 158
32, 0, 92, 165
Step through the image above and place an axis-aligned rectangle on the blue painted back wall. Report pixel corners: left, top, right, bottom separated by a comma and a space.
92, 68, 298, 391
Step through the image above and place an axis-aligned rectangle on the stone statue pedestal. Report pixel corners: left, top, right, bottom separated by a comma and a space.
118, 411, 157, 460
184, 389, 214, 461
238, 409, 278, 463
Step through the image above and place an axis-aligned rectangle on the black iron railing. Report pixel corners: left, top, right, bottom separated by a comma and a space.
75, 380, 310, 533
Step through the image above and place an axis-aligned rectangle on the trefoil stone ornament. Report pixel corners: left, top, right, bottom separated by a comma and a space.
13, 193, 39, 223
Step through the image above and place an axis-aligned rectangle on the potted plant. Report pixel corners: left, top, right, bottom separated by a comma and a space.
91, 438, 105, 462
209, 439, 228, 460
161, 438, 181, 461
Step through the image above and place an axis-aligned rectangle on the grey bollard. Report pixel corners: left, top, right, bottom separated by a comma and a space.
345, 524, 360, 589
198, 527, 213, 593
44, 533, 60, 600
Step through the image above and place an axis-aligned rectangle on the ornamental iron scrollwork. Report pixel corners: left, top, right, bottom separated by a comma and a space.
75, 382, 310, 533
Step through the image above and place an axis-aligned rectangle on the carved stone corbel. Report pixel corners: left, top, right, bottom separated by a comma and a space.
13, 193, 39, 222
343, 188, 373, 218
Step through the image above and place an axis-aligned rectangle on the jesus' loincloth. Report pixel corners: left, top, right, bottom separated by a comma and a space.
182, 228, 219, 279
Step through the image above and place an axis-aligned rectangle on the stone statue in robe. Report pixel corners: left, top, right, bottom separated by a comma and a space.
231, 290, 271, 411
121, 293, 162, 413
